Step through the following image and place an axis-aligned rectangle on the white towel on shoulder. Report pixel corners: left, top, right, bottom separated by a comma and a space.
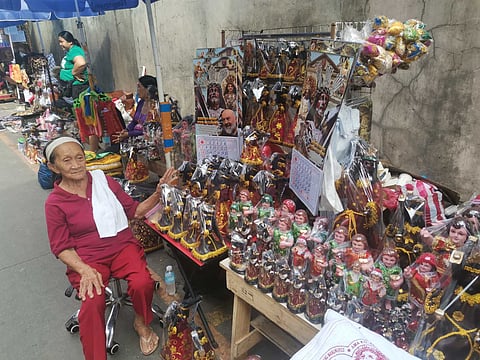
90, 170, 129, 238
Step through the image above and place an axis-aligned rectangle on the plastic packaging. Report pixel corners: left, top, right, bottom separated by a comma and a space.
164, 265, 176, 295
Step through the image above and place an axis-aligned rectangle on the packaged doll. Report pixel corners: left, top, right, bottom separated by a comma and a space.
361, 268, 387, 307
228, 231, 248, 274
274, 199, 296, 222
403, 252, 440, 313
291, 236, 312, 276
344, 233, 374, 274
244, 243, 261, 285
254, 194, 275, 222
309, 244, 329, 280
287, 272, 307, 313
374, 248, 404, 310
420, 216, 472, 277
272, 257, 291, 303
324, 225, 350, 261
343, 260, 365, 299
292, 209, 312, 241
305, 275, 328, 324
257, 250, 276, 293
271, 215, 294, 258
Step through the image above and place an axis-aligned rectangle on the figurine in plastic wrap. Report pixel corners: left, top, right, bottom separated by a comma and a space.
403, 252, 440, 314
291, 236, 312, 276
361, 268, 387, 307
292, 209, 312, 240
309, 216, 330, 250
310, 244, 329, 280
255, 194, 275, 222
240, 130, 263, 166
244, 242, 261, 285
167, 188, 186, 241
287, 271, 307, 313
229, 231, 248, 274
272, 257, 291, 303
237, 189, 255, 233
344, 233, 375, 274
464, 206, 480, 236
324, 225, 350, 261
156, 184, 174, 233
191, 202, 227, 262
180, 195, 202, 249
344, 260, 366, 299
258, 249, 275, 293
275, 199, 296, 222
305, 274, 328, 324
420, 216, 472, 277
413, 236, 480, 360
271, 215, 294, 258
375, 248, 404, 310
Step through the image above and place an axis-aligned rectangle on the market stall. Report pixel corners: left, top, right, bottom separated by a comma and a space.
142, 15, 480, 360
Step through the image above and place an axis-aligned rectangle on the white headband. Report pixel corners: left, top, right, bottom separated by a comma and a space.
45, 137, 83, 162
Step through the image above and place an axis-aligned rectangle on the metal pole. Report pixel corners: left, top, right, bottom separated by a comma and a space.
35, 22, 45, 54
144, 0, 172, 168
74, 0, 94, 89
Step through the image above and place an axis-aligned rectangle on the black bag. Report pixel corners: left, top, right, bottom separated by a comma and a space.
58, 79, 74, 98
38, 162, 55, 189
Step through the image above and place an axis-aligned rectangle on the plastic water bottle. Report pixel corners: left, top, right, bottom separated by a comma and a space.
102, 129, 111, 148
165, 265, 176, 296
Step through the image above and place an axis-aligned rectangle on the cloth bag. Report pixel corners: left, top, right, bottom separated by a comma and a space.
37, 162, 54, 189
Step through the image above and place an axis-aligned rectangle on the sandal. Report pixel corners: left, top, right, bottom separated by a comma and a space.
135, 325, 159, 356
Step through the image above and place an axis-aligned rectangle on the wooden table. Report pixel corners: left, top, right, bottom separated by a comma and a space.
220, 258, 322, 359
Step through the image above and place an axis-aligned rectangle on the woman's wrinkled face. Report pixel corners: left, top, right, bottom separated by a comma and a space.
58, 36, 72, 51
48, 142, 86, 181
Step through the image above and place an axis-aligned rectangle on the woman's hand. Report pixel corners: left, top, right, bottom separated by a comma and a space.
112, 130, 128, 144
156, 167, 179, 191
78, 265, 104, 301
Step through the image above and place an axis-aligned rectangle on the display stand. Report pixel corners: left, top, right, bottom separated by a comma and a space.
145, 219, 222, 348
220, 258, 322, 359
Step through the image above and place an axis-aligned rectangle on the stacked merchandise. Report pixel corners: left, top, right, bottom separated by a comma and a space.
85, 151, 123, 177
150, 16, 480, 358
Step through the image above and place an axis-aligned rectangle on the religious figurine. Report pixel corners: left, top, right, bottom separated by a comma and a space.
374, 248, 404, 310
237, 189, 255, 234
274, 199, 296, 222
305, 275, 328, 324
344, 233, 375, 274
240, 130, 263, 166
361, 268, 387, 307
244, 243, 261, 285
403, 252, 440, 314
168, 188, 187, 240
229, 231, 248, 274
343, 260, 365, 299
324, 226, 350, 261
292, 209, 312, 241
287, 272, 307, 313
192, 202, 228, 262
271, 216, 294, 258
181, 195, 202, 249
308, 216, 330, 250
156, 184, 174, 233
269, 102, 287, 144
254, 194, 275, 222
257, 250, 276, 293
420, 216, 472, 277
272, 257, 291, 303
291, 236, 312, 276
309, 244, 329, 280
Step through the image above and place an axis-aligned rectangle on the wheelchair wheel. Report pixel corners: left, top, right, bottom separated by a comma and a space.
107, 341, 120, 355
65, 319, 80, 333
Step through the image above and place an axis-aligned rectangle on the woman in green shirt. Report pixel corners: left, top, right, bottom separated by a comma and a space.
58, 31, 89, 99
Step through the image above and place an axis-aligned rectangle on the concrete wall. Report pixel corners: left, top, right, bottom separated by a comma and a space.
28, 0, 479, 201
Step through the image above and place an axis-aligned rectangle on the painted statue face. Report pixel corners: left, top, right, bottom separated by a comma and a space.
294, 211, 307, 225
449, 225, 468, 247
351, 240, 366, 252
334, 230, 346, 244
419, 262, 433, 273
279, 219, 289, 231
382, 254, 397, 268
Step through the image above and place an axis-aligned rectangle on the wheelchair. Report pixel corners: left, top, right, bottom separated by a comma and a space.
64, 278, 164, 355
